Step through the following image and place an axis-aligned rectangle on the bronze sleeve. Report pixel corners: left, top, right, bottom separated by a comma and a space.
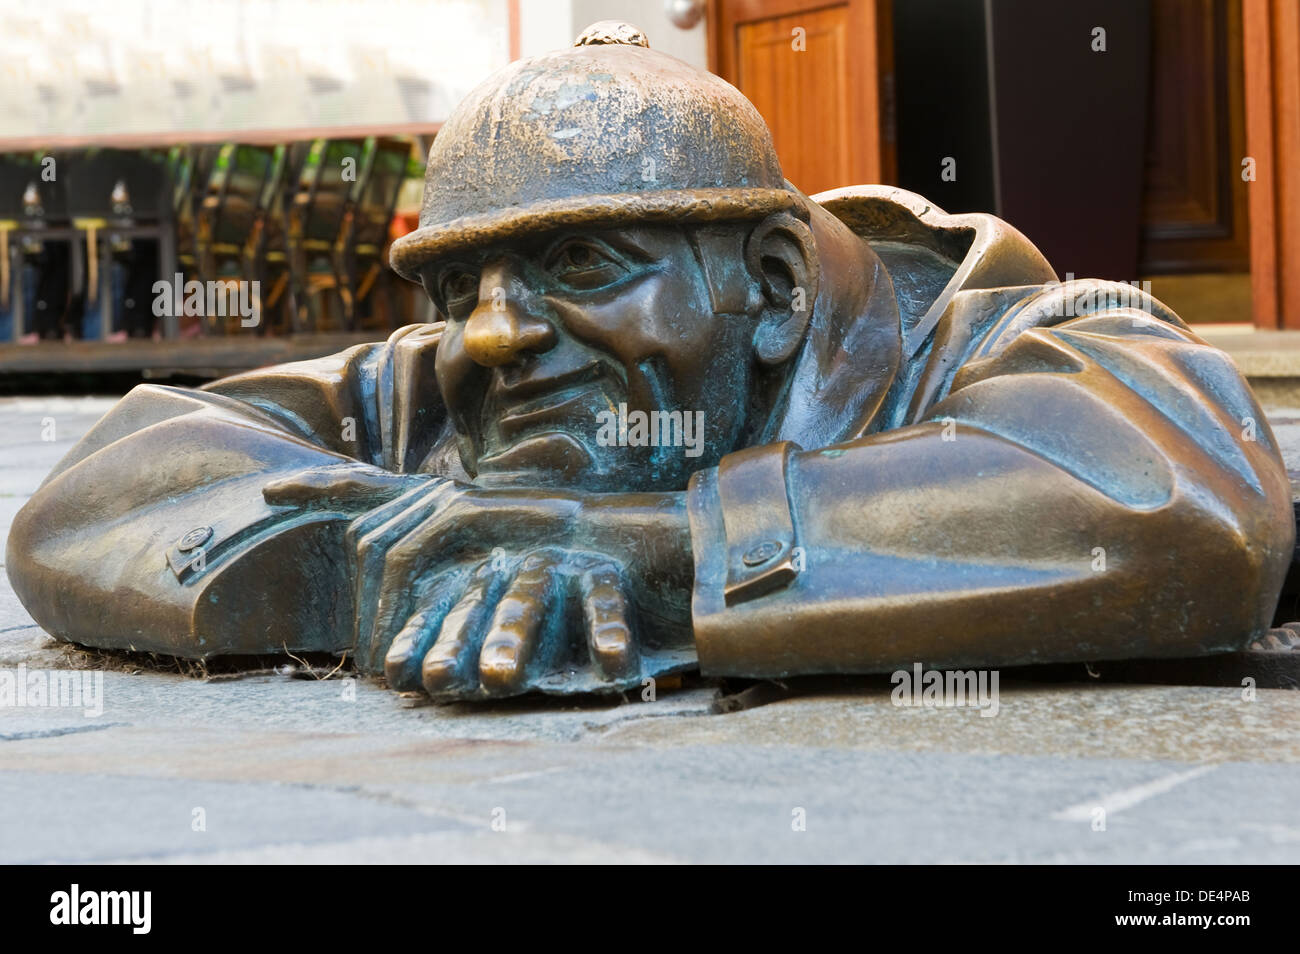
686, 308, 1295, 677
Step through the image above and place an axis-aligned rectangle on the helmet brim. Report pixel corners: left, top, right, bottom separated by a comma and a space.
389, 187, 805, 282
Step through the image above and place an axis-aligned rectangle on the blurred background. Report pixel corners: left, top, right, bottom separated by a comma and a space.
0, 0, 1293, 384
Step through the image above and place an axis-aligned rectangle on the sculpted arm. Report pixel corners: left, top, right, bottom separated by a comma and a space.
5, 344, 426, 659
686, 293, 1295, 676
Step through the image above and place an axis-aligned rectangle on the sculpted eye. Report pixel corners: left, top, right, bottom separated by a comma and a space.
438, 268, 479, 317
545, 238, 627, 290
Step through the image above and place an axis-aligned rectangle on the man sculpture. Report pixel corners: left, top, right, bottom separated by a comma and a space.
8, 23, 1294, 701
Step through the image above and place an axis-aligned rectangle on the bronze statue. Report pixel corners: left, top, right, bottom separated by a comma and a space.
7, 23, 1294, 701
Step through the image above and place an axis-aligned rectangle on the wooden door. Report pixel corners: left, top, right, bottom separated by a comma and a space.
1138, 0, 1252, 275
710, 0, 896, 195
1244, 0, 1300, 328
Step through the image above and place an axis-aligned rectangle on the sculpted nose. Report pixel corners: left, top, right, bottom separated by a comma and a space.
461, 292, 556, 367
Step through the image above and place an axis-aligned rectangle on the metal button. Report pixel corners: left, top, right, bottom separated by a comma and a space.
178, 526, 213, 552
742, 540, 783, 566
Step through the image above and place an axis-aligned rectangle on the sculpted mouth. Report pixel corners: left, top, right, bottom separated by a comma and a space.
500, 380, 605, 423
485, 364, 619, 449
495, 363, 605, 410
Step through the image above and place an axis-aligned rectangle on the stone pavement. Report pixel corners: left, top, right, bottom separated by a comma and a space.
2, 395, 1299, 864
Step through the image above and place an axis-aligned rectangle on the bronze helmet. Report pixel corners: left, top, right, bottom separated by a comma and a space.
389, 21, 806, 281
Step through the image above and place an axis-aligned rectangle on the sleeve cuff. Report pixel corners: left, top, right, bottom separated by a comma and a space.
686, 441, 800, 671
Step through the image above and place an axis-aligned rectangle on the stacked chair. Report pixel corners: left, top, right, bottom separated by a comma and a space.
0, 135, 422, 360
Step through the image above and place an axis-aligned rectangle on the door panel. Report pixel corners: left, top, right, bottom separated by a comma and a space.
1139, 0, 1251, 274
711, 0, 895, 194
1243, 0, 1300, 327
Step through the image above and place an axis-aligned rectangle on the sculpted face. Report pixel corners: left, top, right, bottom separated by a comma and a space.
428, 224, 768, 492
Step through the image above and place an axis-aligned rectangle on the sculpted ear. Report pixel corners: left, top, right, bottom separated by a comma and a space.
744, 213, 821, 365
